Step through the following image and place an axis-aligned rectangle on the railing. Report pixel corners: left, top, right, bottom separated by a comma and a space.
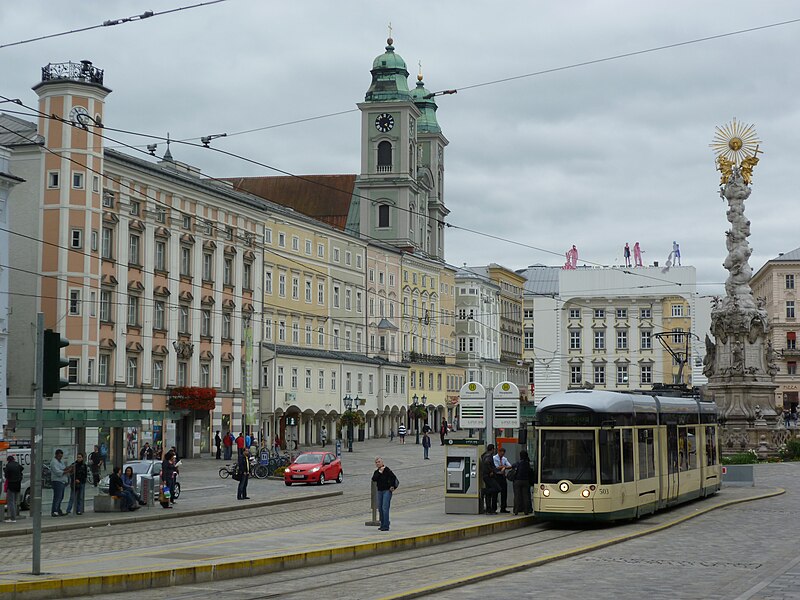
376, 165, 392, 173
403, 351, 446, 365
41, 61, 104, 85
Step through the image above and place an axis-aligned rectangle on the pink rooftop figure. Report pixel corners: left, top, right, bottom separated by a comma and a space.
633, 242, 643, 267
562, 245, 578, 270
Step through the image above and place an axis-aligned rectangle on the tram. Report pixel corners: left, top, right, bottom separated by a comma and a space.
532, 389, 721, 521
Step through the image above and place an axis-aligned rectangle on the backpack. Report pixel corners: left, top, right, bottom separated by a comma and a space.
392, 474, 400, 489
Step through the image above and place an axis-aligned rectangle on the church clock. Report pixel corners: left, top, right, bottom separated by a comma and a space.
374, 113, 394, 133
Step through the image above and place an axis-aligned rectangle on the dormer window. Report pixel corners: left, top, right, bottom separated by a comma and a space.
377, 141, 392, 173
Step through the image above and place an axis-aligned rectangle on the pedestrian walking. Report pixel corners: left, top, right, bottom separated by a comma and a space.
321, 425, 328, 448
422, 431, 431, 459
50, 449, 70, 517
139, 442, 154, 460
236, 449, 250, 500
88, 445, 102, 487
99, 443, 108, 471
215, 431, 222, 459
439, 419, 448, 445
493, 447, 512, 513
371, 457, 397, 531
481, 444, 501, 514
3, 455, 23, 523
511, 450, 534, 515
389, 428, 395, 442
398, 422, 406, 444
66, 453, 88, 515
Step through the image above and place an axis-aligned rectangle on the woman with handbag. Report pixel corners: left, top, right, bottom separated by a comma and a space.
236, 449, 250, 500
160, 452, 177, 509
512, 450, 534, 515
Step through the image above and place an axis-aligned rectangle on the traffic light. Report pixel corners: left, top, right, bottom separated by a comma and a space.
43, 329, 70, 397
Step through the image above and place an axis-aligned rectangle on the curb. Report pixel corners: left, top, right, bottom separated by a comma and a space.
377, 487, 787, 600
0, 490, 343, 539
0, 512, 533, 600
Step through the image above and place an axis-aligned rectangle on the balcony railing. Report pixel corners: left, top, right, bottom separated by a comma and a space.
403, 351, 445, 365
41, 61, 104, 85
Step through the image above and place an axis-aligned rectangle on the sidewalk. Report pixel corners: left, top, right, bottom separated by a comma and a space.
0, 480, 782, 600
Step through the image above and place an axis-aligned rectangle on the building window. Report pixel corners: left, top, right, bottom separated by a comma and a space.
788, 362, 798, 375
153, 300, 165, 330
305, 369, 312, 390
91, 230, 98, 252
278, 232, 286, 247
223, 257, 233, 286
201, 310, 212, 337
617, 365, 628, 385
68, 358, 79, 384
672, 328, 684, 344
202, 252, 213, 280
47, 171, 59, 188
787, 332, 797, 350
68, 289, 81, 315
671, 304, 684, 317
318, 327, 324, 346
331, 370, 337, 391
640, 308, 651, 319
292, 276, 299, 300
570, 365, 582, 385
265, 270, 273, 294
640, 365, 652, 384
129, 200, 140, 216
345, 251, 352, 266
182, 214, 192, 230
378, 204, 390, 228
100, 290, 112, 322
594, 330, 605, 350
70, 229, 83, 249
641, 330, 652, 350
127, 296, 140, 326
128, 234, 140, 265
305, 239, 312, 255
593, 308, 605, 319
72, 172, 84, 189
616, 329, 628, 350
318, 243, 324, 258
377, 141, 392, 171
155, 207, 167, 223
318, 281, 325, 304
101, 227, 113, 259
221, 365, 230, 392
180, 246, 192, 276
127, 357, 138, 387
616, 308, 627, 319
179, 305, 190, 334
333, 286, 340, 308
570, 330, 581, 350
98, 354, 110, 385
292, 323, 299, 344
153, 360, 164, 389
593, 365, 605, 385
222, 312, 232, 339
264, 318, 272, 341
177, 361, 188, 387
305, 325, 312, 345
524, 330, 534, 350
278, 321, 286, 342
787, 274, 795, 290
333, 327, 340, 350
345, 288, 352, 311
200, 363, 210, 388
333, 248, 340, 263
242, 262, 252, 290
155, 241, 167, 271
787, 301, 796, 319
291, 368, 298, 389
569, 308, 580, 319
225, 225, 233, 241
292, 236, 300, 251
279, 273, 286, 297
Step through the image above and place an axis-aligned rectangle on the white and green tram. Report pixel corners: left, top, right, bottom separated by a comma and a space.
533, 390, 721, 521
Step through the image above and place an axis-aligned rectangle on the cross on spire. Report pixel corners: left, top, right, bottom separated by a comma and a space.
388, 22, 392, 39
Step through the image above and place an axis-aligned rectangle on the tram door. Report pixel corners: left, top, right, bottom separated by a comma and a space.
666, 424, 679, 503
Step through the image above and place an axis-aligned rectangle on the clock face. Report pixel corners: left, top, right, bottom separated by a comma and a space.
374, 113, 394, 133
68, 105, 90, 127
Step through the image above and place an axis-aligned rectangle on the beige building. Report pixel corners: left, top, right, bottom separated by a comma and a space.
751, 247, 800, 411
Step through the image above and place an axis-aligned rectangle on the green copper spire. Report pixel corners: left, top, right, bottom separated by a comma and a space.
410, 69, 441, 134
365, 37, 411, 102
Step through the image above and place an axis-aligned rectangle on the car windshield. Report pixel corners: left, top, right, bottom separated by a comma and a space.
125, 462, 151, 474
294, 454, 323, 465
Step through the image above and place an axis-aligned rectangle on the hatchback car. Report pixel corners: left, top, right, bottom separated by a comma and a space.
284, 452, 343, 486
99, 460, 181, 499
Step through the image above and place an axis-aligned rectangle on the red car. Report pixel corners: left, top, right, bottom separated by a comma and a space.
284, 451, 343, 486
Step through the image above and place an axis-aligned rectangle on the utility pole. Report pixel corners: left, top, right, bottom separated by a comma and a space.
484, 388, 494, 448
31, 313, 43, 575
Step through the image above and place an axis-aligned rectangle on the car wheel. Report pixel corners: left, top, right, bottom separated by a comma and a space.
336, 470, 343, 484
219, 467, 230, 479
285, 482, 292, 486
318, 473, 325, 486
21, 488, 31, 511
172, 482, 181, 500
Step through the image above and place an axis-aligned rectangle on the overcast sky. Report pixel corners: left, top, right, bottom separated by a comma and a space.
3, 1, 799, 296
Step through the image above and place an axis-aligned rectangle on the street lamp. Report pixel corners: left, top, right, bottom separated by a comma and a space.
343, 395, 354, 452
413, 394, 420, 445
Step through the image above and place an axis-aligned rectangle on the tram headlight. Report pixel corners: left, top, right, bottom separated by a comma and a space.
581, 489, 591, 498
542, 488, 551, 497
559, 482, 570, 493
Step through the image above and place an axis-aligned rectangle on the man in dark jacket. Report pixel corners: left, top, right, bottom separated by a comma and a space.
3, 456, 23, 522
88, 445, 102, 486
109, 466, 137, 511
214, 431, 222, 460
66, 453, 88, 515
481, 444, 501, 514
236, 449, 250, 500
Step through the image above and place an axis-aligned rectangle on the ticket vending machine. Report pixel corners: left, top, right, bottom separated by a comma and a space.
444, 439, 484, 514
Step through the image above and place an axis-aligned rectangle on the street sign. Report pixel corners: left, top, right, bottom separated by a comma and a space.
459, 382, 486, 428
493, 381, 520, 428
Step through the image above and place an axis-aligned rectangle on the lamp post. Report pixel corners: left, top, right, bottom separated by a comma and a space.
354, 395, 362, 445
344, 395, 354, 452
413, 394, 420, 445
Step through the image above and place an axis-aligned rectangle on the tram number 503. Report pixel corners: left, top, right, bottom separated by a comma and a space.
598, 488, 610, 495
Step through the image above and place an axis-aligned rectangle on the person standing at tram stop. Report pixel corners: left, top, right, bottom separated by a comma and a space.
237, 448, 250, 500
422, 431, 431, 460
236, 432, 245, 457
397, 422, 407, 444
512, 450, 534, 515
223, 431, 233, 460
160, 451, 178, 509
439, 419, 448, 446
493, 447, 512, 513
214, 431, 222, 460
88, 445, 102, 487
481, 444, 501, 515
50, 449, 71, 517
3, 456, 23, 523
66, 453, 88, 515
371, 457, 397, 531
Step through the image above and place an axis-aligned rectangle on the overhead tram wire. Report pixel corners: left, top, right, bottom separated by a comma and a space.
0, 1, 231, 50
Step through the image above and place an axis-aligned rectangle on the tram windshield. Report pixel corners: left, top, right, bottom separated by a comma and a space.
539, 430, 596, 484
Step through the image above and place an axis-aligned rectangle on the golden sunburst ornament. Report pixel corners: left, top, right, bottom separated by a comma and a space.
711, 118, 761, 165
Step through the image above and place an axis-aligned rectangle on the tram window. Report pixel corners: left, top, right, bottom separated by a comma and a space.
678, 428, 689, 472
638, 428, 656, 479
705, 426, 718, 466
686, 427, 697, 470
540, 430, 595, 485
622, 429, 634, 482
667, 425, 679, 475
599, 429, 621, 484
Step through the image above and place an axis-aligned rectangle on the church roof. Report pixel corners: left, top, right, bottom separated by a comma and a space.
224, 174, 356, 231
410, 76, 441, 134
365, 38, 412, 103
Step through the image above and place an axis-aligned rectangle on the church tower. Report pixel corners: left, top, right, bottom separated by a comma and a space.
356, 37, 447, 260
